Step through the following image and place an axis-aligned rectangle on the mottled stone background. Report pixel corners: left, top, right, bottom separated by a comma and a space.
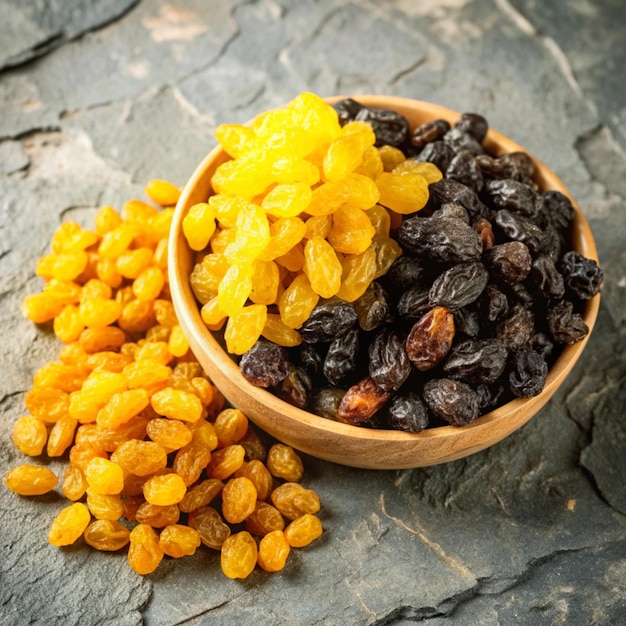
1, 1, 624, 624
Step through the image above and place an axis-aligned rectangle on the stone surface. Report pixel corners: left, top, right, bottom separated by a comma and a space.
1, 1, 625, 625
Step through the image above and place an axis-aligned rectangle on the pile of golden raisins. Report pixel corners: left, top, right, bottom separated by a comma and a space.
185, 92, 441, 355
5, 179, 323, 579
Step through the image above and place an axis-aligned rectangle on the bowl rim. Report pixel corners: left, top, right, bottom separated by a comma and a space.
168, 95, 601, 467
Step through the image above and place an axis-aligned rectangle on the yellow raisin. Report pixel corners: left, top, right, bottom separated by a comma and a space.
303, 236, 342, 299
178, 478, 224, 513
5, 464, 58, 496
206, 444, 246, 480
144, 179, 181, 207
159, 524, 201, 558
234, 460, 273, 501
223, 304, 267, 355
188, 506, 231, 550
257, 529, 291, 572
284, 513, 323, 548
86, 489, 124, 520
151, 388, 203, 423
135, 502, 181, 528
375, 171, 429, 214
214, 408, 249, 448
266, 443, 304, 482
24, 387, 69, 424
221, 476, 257, 524
220, 531, 258, 579
182, 202, 217, 251
96, 388, 150, 430
61, 465, 88, 501
172, 441, 212, 486
113, 439, 168, 476
270, 482, 320, 520
245, 501, 285, 537
46, 415, 78, 457
12, 416, 48, 456
84, 457, 124, 495
128, 523, 164, 575
146, 418, 193, 452
143, 473, 187, 506
278, 273, 319, 329
84, 519, 130, 551
48, 502, 91, 546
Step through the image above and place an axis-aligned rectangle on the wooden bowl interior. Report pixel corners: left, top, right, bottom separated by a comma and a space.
168, 96, 601, 469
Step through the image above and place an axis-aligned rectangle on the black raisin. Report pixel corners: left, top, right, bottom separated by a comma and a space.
411, 119, 451, 149
355, 106, 410, 148
385, 391, 430, 433
446, 149, 484, 192
368, 328, 411, 392
483, 241, 532, 284
483, 179, 540, 218
240, 339, 291, 388
332, 98, 364, 126
275, 366, 312, 409
353, 281, 390, 331
443, 338, 508, 384
530, 255, 565, 299
323, 326, 363, 387
443, 127, 485, 156
508, 349, 548, 397
496, 304, 535, 351
547, 300, 589, 344
300, 301, 357, 343
422, 378, 481, 426
414, 141, 456, 172
428, 261, 489, 310
455, 112, 489, 143
398, 215, 482, 264
558, 251, 603, 300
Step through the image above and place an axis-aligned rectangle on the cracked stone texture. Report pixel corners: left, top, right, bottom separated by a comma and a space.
1, 0, 624, 624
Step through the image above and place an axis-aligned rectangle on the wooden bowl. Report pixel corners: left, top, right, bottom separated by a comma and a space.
168, 96, 601, 470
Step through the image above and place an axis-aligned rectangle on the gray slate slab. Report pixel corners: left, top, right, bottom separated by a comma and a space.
1, 1, 625, 625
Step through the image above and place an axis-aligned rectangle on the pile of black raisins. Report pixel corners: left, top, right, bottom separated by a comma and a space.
237, 98, 603, 432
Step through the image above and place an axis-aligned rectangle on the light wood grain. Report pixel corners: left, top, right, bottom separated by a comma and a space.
168, 96, 601, 470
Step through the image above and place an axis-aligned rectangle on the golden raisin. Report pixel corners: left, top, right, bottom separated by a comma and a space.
84, 519, 130, 551
188, 506, 231, 550
234, 459, 273, 501
214, 408, 249, 448
266, 443, 304, 482
220, 531, 258, 579
128, 524, 164, 575
143, 473, 187, 506
257, 529, 291, 572
245, 501, 285, 537
159, 524, 201, 558
284, 513, 323, 547
113, 439, 168, 476
173, 441, 212, 486
178, 478, 224, 513
5, 464, 58, 496
221, 476, 257, 524
206, 444, 245, 480
48, 502, 91, 546
12, 416, 48, 456
135, 502, 181, 528
270, 482, 320, 520
84, 457, 124, 495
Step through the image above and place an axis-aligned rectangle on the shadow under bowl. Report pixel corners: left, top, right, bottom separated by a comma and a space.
168, 95, 600, 470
